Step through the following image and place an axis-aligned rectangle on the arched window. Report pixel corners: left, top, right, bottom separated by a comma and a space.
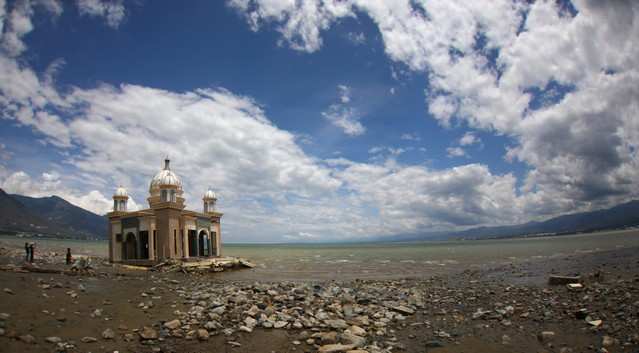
170, 190, 176, 202
161, 189, 168, 202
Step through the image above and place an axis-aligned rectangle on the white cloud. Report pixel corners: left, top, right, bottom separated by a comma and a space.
322, 85, 365, 136
400, 133, 420, 141
0, 170, 132, 215
446, 147, 466, 158
76, 0, 125, 28
459, 132, 480, 146
229, 0, 639, 218
345, 31, 365, 45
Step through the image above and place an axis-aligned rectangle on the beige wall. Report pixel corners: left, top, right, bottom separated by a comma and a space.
109, 221, 122, 262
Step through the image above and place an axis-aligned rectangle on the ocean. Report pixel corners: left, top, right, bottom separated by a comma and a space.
2, 229, 638, 281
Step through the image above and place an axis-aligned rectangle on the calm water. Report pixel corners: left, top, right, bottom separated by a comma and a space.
2, 230, 638, 280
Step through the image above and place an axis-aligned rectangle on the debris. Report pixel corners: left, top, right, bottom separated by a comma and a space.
548, 275, 582, 285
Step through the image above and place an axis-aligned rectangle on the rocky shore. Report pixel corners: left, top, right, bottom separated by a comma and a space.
0, 240, 638, 353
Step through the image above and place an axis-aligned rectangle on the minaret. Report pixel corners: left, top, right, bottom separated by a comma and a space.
113, 186, 129, 212
203, 188, 217, 213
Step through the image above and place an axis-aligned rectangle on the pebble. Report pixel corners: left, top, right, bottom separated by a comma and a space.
102, 328, 115, 339
139, 326, 158, 340
81, 336, 97, 343
19, 334, 36, 344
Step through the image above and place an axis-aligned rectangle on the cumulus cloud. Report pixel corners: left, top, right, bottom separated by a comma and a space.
228, 0, 639, 218
76, 0, 125, 28
446, 147, 466, 158
459, 132, 480, 146
0, 170, 133, 214
322, 85, 365, 136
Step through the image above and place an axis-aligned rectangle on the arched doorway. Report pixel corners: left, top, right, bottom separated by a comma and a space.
188, 230, 197, 257
124, 232, 137, 260
198, 230, 210, 257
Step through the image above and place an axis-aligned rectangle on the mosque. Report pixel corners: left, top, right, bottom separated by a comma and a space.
107, 158, 222, 264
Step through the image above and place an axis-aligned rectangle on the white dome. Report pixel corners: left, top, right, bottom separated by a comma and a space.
203, 189, 216, 200
149, 159, 183, 195
114, 186, 128, 197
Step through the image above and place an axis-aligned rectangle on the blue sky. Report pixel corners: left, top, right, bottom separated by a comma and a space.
0, 0, 638, 242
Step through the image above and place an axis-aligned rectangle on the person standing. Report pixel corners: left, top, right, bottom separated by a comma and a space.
24, 242, 30, 262
66, 248, 72, 265
28, 243, 34, 263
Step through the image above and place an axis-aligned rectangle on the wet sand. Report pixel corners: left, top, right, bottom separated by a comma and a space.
0, 233, 638, 353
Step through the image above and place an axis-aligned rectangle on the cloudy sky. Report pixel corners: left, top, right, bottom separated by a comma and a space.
0, 0, 637, 242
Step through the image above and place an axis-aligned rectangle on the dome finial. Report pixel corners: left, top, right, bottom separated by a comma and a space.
164, 156, 170, 170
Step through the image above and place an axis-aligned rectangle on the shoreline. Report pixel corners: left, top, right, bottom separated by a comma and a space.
0, 239, 638, 352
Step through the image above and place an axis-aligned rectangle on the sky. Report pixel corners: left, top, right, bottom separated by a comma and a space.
0, 0, 638, 242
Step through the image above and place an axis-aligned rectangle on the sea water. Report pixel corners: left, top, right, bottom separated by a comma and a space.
2, 229, 638, 281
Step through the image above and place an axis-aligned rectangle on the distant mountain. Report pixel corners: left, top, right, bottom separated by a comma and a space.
0, 188, 107, 239
387, 200, 639, 242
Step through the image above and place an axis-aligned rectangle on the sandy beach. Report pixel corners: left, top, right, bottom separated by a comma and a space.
0, 233, 638, 353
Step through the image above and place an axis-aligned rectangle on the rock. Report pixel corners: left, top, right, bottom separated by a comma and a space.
537, 331, 555, 342
197, 329, 209, 341
274, 321, 288, 329
472, 309, 491, 319
210, 306, 225, 315
163, 319, 181, 330
567, 283, 584, 291
0, 313, 9, 320
602, 336, 615, 347
139, 326, 158, 340
548, 275, 581, 285
587, 319, 603, 327
391, 305, 415, 315
319, 331, 338, 344
318, 343, 357, 353
340, 332, 366, 347
347, 325, 367, 337
0, 328, 5, 336
239, 325, 253, 333
425, 340, 444, 348
501, 334, 511, 345
3, 288, 14, 295
18, 334, 35, 344
81, 336, 97, 343
346, 350, 369, 353
102, 328, 115, 340
45, 336, 61, 343
325, 319, 348, 329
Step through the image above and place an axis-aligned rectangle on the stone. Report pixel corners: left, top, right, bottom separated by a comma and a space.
602, 336, 615, 347
391, 305, 415, 315
318, 344, 356, 353
3, 288, 14, 295
81, 336, 97, 343
567, 283, 584, 291
45, 336, 62, 343
325, 319, 348, 329
587, 319, 603, 327
347, 325, 367, 337
163, 319, 181, 330
537, 331, 555, 342
18, 334, 36, 344
274, 321, 288, 329
340, 332, 366, 347
102, 328, 115, 340
197, 329, 209, 341
239, 325, 253, 333
319, 331, 338, 344
472, 309, 491, 319
139, 326, 158, 340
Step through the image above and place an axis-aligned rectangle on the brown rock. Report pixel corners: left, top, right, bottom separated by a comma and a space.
139, 326, 158, 340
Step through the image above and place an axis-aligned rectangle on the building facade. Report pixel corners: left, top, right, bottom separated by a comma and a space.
107, 158, 222, 264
